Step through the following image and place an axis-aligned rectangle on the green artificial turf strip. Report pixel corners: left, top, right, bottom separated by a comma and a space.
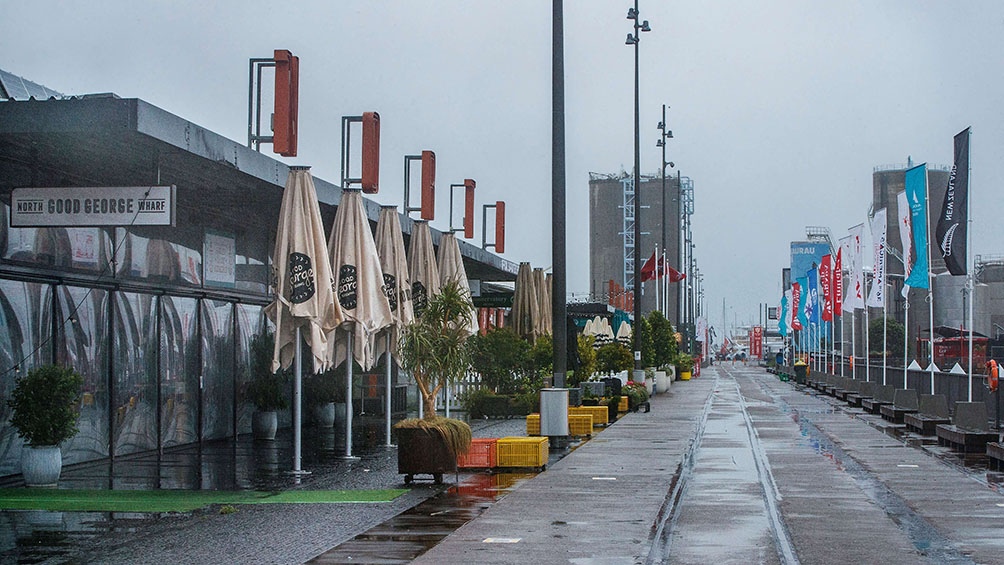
0, 488, 408, 513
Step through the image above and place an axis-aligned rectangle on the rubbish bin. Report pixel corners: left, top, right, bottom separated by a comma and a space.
794, 361, 808, 385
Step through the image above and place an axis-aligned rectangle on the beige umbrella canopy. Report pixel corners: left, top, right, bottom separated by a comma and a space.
373, 205, 415, 362
511, 262, 538, 341
407, 220, 441, 317
265, 167, 341, 374
532, 268, 551, 338
327, 189, 394, 372
437, 232, 479, 338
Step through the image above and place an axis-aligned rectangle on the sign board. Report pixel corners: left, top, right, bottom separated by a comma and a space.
10, 186, 177, 227
203, 230, 236, 288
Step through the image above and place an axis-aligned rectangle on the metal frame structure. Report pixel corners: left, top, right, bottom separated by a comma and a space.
247, 57, 277, 151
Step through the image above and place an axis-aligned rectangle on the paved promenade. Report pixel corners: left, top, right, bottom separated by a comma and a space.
8, 364, 1004, 563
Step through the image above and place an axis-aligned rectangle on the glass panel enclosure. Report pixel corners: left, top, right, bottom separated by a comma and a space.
56, 285, 110, 464
201, 300, 234, 441
160, 296, 199, 448
236, 304, 266, 435
112, 292, 158, 456
0, 279, 52, 476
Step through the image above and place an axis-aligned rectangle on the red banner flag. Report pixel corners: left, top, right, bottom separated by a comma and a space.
833, 248, 842, 315
790, 282, 803, 330
752, 325, 763, 359
820, 254, 833, 322
640, 252, 658, 282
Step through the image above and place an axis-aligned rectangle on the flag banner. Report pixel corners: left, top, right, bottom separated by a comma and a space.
904, 164, 929, 289
839, 236, 853, 312
896, 190, 913, 297
833, 246, 843, 314
936, 127, 971, 275
848, 224, 866, 310
780, 290, 792, 337
795, 278, 809, 330
752, 325, 763, 358
807, 267, 820, 325
820, 254, 833, 322
790, 283, 803, 330
866, 208, 887, 308
640, 251, 657, 282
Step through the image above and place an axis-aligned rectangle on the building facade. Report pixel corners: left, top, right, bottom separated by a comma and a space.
588, 172, 682, 324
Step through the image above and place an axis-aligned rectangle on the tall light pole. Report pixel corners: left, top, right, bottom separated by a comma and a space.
657, 105, 674, 319
626, 1, 650, 373
552, 0, 567, 388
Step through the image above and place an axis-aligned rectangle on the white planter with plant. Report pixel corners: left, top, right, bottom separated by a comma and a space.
7, 364, 83, 487
248, 330, 289, 440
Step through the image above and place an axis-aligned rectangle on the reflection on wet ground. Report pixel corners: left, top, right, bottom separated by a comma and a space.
307, 472, 537, 564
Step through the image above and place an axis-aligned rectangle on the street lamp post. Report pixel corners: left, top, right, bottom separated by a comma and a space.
626, 2, 650, 373
657, 105, 674, 318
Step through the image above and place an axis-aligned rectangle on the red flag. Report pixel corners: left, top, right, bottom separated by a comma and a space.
790, 282, 803, 330
640, 252, 658, 282
820, 254, 833, 322
667, 266, 685, 282
833, 248, 843, 314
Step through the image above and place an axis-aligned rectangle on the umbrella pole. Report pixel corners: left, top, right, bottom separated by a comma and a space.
385, 334, 395, 448
289, 327, 309, 476
343, 328, 359, 460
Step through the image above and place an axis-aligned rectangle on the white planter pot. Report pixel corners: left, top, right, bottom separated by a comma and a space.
252, 411, 278, 440
22, 445, 62, 487
644, 376, 655, 396
313, 402, 336, 428
654, 371, 670, 393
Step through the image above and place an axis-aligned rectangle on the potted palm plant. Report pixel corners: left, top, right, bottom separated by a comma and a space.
395, 279, 473, 484
305, 368, 346, 428
7, 364, 83, 486
248, 329, 289, 440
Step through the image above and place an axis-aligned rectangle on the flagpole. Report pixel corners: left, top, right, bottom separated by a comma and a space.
904, 294, 909, 389
883, 286, 888, 386
967, 128, 974, 403
851, 305, 856, 380
655, 244, 660, 315
865, 273, 871, 383
925, 166, 936, 394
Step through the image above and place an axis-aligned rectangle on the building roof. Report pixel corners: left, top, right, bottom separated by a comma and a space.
0, 79, 517, 282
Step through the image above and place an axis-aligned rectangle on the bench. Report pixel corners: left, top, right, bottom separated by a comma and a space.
936, 402, 999, 453
880, 389, 919, 424
846, 381, 872, 408
861, 384, 895, 414
904, 394, 951, 436
836, 378, 858, 402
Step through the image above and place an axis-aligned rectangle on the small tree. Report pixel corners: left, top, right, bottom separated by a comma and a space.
530, 334, 553, 380
632, 317, 656, 368
648, 311, 678, 369
8, 365, 83, 446
468, 327, 532, 395
571, 334, 598, 386
597, 342, 633, 374
869, 316, 906, 361
399, 279, 475, 420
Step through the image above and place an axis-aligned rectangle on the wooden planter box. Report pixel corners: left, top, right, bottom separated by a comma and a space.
396, 426, 458, 484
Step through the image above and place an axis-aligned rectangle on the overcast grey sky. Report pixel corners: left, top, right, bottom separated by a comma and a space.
3, 1, 1003, 337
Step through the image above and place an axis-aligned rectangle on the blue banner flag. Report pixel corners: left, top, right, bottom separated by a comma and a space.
796, 276, 809, 331
904, 164, 929, 289
807, 267, 820, 325
779, 293, 789, 337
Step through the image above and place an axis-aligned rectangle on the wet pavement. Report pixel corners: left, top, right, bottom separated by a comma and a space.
7, 365, 1004, 563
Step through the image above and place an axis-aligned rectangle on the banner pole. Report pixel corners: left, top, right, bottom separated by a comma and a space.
967, 128, 974, 402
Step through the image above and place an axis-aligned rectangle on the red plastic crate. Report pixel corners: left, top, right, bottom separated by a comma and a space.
457, 438, 498, 469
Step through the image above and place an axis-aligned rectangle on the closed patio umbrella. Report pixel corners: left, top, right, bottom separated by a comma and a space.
326, 188, 393, 458
437, 232, 479, 338
406, 220, 440, 418
511, 262, 538, 341
265, 166, 341, 473
374, 205, 415, 445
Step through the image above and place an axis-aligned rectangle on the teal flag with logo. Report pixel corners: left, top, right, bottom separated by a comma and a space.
904, 164, 929, 289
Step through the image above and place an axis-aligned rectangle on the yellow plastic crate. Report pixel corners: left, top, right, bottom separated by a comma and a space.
496, 436, 549, 469
568, 413, 593, 436
526, 413, 540, 436
618, 396, 629, 412
569, 405, 609, 426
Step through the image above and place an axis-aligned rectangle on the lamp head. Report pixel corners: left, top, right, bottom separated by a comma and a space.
641, 20, 651, 32
625, 33, 638, 45
626, 7, 638, 19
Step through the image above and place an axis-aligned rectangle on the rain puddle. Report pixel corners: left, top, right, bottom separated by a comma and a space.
307, 471, 538, 564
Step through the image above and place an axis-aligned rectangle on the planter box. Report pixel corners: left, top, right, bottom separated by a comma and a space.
397, 426, 458, 484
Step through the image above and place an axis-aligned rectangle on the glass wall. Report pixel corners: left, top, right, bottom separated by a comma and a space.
112, 292, 158, 456
236, 304, 267, 435
160, 297, 199, 449
56, 285, 110, 465
0, 279, 51, 477
201, 300, 234, 441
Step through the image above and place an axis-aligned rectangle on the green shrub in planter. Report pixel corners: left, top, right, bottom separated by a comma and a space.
621, 381, 649, 411
7, 364, 83, 446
